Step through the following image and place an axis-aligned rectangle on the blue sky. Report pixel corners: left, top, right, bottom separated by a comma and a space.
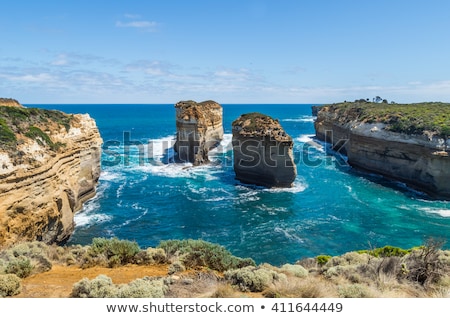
2, 0, 450, 104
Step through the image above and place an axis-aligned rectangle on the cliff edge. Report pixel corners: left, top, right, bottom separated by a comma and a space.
174, 100, 223, 166
0, 100, 103, 248
232, 112, 297, 187
314, 101, 450, 199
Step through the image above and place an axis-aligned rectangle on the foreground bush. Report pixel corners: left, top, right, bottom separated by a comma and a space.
224, 266, 287, 292
134, 248, 167, 265
71, 275, 168, 298
403, 239, 448, 286
0, 274, 22, 297
81, 237, 141, 268
0, 241, 52, 278
158, 239, 255, 271
118, 278, 168, 298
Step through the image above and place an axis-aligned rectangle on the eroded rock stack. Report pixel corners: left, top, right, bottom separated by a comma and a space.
0, 100, 103, 248
174, 100, 223, 166
232, 112, 297, 187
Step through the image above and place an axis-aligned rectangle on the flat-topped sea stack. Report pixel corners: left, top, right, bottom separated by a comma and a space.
174, 100, 223, 166
232, 112, 297, 187
314, 101, 450, 199
0, 99, 103, 248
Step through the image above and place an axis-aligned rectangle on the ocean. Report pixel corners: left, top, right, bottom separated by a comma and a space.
32, 103, 450, 266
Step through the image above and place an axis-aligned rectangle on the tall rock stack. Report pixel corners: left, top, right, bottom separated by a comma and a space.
232, 112, 297, 187
174, 100, 223, 166
0, 100, 103, 248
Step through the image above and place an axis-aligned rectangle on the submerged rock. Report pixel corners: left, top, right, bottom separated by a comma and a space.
174, 100, 223, 166
232, 112, 297, 187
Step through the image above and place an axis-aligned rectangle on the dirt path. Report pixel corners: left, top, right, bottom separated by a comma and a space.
15, 264, 169, 298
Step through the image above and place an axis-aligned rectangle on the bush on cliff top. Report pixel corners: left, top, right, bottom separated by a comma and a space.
158, 239, 255, 271
84, 237, 140, 268
0, 105, 72, 150
322, 101, 450, 137
0, 274, 22, 297
0, 241, 52, 278
71, 274, 168, 298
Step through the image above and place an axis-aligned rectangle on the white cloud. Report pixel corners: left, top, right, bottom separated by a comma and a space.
124, 14, 141, 19
51, 54, 69, 66
1, 73, 56, 83
116, 21, 158, 28
125, 60, 175, 77
115, 13, 159, 32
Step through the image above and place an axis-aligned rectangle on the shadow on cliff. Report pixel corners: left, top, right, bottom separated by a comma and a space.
318, 138, 431, 200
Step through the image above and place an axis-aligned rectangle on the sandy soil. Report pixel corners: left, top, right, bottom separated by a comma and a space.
15, 264, 169, 298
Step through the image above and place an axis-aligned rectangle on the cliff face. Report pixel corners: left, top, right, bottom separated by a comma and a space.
0, 103, 102, 248
174, 100, 223, 165
0, 98, 23, 108
232, 113, 297, 187
314, 104, 450, 199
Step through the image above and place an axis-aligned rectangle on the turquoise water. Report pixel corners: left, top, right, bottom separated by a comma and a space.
33, 104, 450, 265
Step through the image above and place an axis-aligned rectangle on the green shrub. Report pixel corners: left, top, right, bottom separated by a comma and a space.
0, 118, 16, 145
89, 237, 141, 267
337, 284, 374, 298
0, 274, 22, 297
0, 241, 52, 276
118, 278, 167, 298
359, 245, 410, 258
316, 255, 332, 266
134, 248, 167, 265
71, 275, 118, 298
158, 239, 255, 271
71, 275, 168, 298
168, 261, 185, 275
5, 256, 34, 278
324, 252, 370, 269
280, 264, 308, 278
224, 266, 287, 292
321, 101, 450, 137
25, 126, 54, 148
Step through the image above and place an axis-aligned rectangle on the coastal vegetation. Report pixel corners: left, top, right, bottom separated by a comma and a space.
320, 101, 450, 138
0, 105, 72, 151
1, 238, 449, 298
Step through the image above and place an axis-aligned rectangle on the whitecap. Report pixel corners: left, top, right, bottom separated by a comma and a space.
236, 186, 261, 202
74, 212, 112, 227
115, 204, 149, 228
295, 134, 315, 143
419, 207, 450, 217
274, 227, 304, 243
134, 162, 193, 178
263, 181, 307, 194
99, 171, 125, 182
282, 116, 315, 123
147, 135, 176, 161
257, 204, 288, 215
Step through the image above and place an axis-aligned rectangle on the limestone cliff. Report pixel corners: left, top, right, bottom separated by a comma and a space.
0, 98, 23, 108
232, 113, 297, 187
174, 100, 223, 165
0, 101, 102, 248
314, 102, 450, 199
